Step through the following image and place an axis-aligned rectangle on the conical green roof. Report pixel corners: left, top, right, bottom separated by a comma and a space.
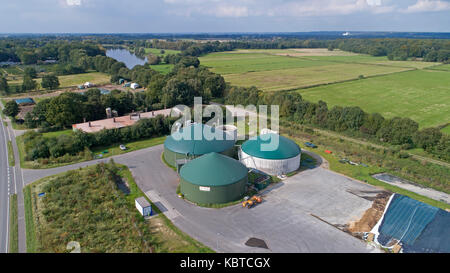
180, 153, 248, 186
164, 123, 235, 156
241, 133, 301, 159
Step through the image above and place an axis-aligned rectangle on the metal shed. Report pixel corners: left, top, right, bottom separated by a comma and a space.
240, 133, 301, 175
180, 152, 248, 204
135, 197, 152, 217
163, 123, 236, 167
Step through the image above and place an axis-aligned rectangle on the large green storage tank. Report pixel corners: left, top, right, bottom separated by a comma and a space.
240, 133, 301, 175
180, 153, 248, 204
164, 123, 236, 167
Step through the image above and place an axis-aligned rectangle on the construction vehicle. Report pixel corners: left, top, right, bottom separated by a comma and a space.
242, 195, 262, 209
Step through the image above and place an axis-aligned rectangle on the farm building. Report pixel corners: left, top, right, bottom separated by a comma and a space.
240, 133, 301, 175
72, 108, 173, 133
83, 82, 93, 88
180, 152, 248, 204
135, 197, 152, 217
163, 123, 236, 167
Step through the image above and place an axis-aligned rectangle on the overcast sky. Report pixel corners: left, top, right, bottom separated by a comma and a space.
1, 0, 449, 33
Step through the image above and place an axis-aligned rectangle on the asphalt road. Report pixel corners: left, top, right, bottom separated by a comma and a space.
0, 118, 11, 253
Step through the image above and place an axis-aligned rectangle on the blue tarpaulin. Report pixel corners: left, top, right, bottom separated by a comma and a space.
15, 98, 35, 105
378, 194, 439, 245
402, 209, 450, 253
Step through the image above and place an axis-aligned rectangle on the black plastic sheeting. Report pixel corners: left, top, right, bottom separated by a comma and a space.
402, 209, 450, 253
377, 194, 450, 253
378, 194, 438, 245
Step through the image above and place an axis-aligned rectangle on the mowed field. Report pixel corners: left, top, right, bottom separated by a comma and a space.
298, 70, 450, 128
199, 50, 415, 91
8, 71, 110, 90
428, 64, 450, 71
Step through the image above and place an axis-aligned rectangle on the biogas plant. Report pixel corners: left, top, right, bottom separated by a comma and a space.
163, 123, 301, 205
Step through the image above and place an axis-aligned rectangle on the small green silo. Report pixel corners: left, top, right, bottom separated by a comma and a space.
180, 153, 248, 204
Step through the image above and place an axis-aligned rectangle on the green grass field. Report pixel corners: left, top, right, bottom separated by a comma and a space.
199, 50, 428, 91
200, 52, 338, 74
428, 64, 450, 71
144, 48, 181, 56
8, 71, 110, 90
199, 49, 442, 92
298, 70, 450, 128
441, 125, 450, 134
224, 63, 411, 92
42, 129, 73, 138
150, 64, 174, 74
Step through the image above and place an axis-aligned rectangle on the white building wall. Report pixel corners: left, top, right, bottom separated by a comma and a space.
135, 200, 144, 215
240, 150, 300, 175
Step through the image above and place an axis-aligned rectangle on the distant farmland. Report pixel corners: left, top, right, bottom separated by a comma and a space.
298, 70, 450, 128
200, 49, 448, 128
199, 49, 419, 91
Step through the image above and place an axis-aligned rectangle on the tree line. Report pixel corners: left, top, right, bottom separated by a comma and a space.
126, 38, 450, 62
225, 87, 449, 161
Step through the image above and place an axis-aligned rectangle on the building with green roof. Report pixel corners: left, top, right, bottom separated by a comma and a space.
180, 153, 248, 204
240, 133, 301, 175
164, 123, 236, 167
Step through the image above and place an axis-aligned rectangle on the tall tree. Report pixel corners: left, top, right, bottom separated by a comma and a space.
0, 76, 8, 94
24, 67, 37, 78
41, 74, 60, 90
21, 75, 37, 91
3, 100, 19, 118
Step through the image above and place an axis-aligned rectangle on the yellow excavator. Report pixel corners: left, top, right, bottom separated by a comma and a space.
242, 195, 262, 209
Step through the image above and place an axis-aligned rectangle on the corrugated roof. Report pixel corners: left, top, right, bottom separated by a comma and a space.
135, 197, 151, 207
164, 123, 235, 155
241, 133, 301, 159
15, 98, 35, 105
180, 152, 248, 186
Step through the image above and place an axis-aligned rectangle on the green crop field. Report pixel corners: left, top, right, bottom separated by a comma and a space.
298, 70, 450, 128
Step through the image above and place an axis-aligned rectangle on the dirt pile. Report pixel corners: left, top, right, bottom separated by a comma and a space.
347, 191, 392, 234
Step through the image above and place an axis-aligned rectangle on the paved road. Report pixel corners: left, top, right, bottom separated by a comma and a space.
0, 117, 11, 253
